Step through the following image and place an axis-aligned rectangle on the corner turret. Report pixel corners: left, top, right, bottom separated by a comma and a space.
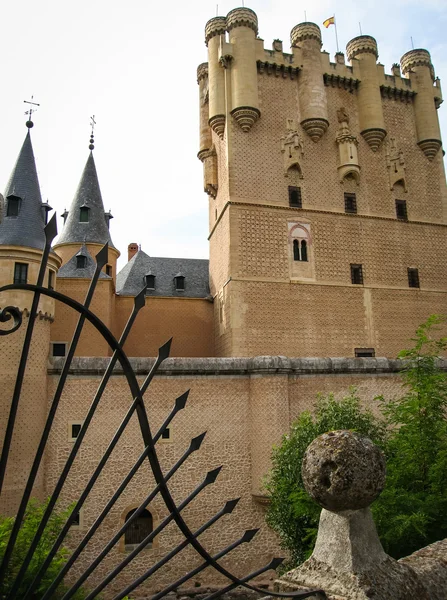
205, 16, 227, 138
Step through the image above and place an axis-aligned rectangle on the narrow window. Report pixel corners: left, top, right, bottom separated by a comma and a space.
355, 348, 375, 358
52, 342, 67, 357
71, 511, 80, 527
288, 186, 302, 208
293, 239, 300, 261
301, 240, 308, 262
124, 509, 153, 548
70, 423, 82, 440
395, 200, 408, 221
106, 265, 112, 277
350, 264, 364, 285
76, 256, 87, 269
14, 262, 28, 284
344, 193, 357, 214
6, 196, 20, 217
161, 426, 171, 440
48, 270, 54, 290
79, 207, 90, 222
175, 276, 185, 291
408, 268, 420, 288
145, 274, 155, 289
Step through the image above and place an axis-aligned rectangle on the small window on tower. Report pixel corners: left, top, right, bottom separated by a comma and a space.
145, 274, 155, 289
79, 207, 90, 222
355, 348, 375, 358
395, 200, 408, 221
14, 262, 28, 284
350, 264, 364, 285
6, 196, 20, 217
288, 186, 302, 208
344, 193, 357, 214
68, 421, 83, 442
106, 265, 112, 277
52, 342, 67, 357
161, 426, 172, 442
175, 276, 185, 291
408, 268, 420, 288
48, 270, 54, 290
76, 256, 87, 269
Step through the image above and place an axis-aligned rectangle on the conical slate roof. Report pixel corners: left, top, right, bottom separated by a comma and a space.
58, 244, 111, 279
0, 131, 46, 249
56, 152, 116, 249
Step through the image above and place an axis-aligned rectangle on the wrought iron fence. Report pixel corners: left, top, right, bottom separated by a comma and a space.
0, 215, 325, 600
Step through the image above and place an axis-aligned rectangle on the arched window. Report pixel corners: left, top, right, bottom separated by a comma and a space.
124, 508, 153, 548
301, 240, 308, 262
293, 239, 300, 261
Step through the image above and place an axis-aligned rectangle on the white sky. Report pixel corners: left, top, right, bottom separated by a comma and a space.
1, 0, 446, 270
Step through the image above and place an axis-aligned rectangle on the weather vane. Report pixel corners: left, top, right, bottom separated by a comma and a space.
89, 115, 96, 150
24, 96, 40, 128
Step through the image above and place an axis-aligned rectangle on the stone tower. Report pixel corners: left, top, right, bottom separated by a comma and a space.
52, 146, 119, 356
199, 9, 447, 358
0, 124, 61, 513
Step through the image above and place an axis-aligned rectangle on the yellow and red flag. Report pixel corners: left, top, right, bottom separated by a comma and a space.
323, 16, 335, 28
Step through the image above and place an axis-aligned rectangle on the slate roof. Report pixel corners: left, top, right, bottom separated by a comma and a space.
116, 250, 210, 298
56, 152, 116, 249
58, 244, 111, 279
0, 131, 46, 250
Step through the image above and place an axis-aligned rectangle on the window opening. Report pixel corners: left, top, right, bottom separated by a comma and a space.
14, 263, 28, 284
161, 427, 171, 440
344, 193, 357, 214
52, 343, 67, 357
76, 256, 87, 269
124, 509, 153, 548
301, 240, 308, 262
48, 270, 54, 290
355, 348, 375, 358
293, 239, 300, 261
6, 196, 20, 217
79, 207, 90, 222
408, 268, 420, 288
175, 276, 185, 291
350, 264, 364, 285
71, 423, 82, 439
395, 200, 408, 221
145, 274, 155, 289
71, 511, 80, 527
288, 186, 302, 208
106, 265, 112, 277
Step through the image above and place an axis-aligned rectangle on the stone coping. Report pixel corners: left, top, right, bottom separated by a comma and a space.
48, 356, 447, 377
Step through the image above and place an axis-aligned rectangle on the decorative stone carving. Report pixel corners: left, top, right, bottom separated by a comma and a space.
219, 54, 233, 69
198, 145, 218, 198
386, 137, 407, 191
361, 128, 387, 152
301, 118, 329, 143
281, 120, 304, 176
230, 107, 260, 133
336, 108, 360, 183
208, 114, 225, 139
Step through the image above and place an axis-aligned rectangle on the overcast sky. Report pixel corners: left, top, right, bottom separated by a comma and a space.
1, 0, 446, 270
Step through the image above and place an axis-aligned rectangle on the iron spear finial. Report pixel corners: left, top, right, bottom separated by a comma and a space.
24, 95, 40, 128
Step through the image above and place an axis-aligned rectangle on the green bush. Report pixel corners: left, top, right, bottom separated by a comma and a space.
265, 315, 447, 567
0, 499, 88, 599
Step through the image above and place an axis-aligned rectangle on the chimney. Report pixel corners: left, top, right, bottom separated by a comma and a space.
128, 242, 139, 261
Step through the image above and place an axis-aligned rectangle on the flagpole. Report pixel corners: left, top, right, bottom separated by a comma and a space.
334, 14, 340, 52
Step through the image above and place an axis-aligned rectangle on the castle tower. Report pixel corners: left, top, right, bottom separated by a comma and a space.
346, 36, 387, 151
201, 11, 447, 360
52, 142, 119, 356
0, 124, 61, 513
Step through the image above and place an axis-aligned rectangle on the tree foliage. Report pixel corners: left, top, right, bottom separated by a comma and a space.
0, 499, 88, 599
265, 315, 447, 567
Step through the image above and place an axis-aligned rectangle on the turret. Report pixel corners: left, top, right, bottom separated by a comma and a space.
205, 16, 227, 138
291, 23, 329, 142
400, 49, 442, 160
226, 7, 260, 132
197, 63, 218, 198
54, 144, 120, 280
346, 36, 386, 152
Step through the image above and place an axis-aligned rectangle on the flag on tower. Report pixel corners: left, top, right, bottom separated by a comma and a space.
323, 16, 335, 28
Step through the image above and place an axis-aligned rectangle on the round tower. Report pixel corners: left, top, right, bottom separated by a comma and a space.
346, 35, 386, 152
400, 49, 442, 160
226, 7, 260, 132
197, 63, 212, 156
291, 23, 329, 142
205, 16, 227, 139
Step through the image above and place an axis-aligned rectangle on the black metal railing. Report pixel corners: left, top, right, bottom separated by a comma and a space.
0, 214, 326, 599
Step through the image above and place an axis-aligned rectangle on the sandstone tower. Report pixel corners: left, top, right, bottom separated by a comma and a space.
0, 123, 61, 513
199, 9, 447, 358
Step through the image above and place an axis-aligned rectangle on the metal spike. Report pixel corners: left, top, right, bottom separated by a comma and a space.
44, 213, 58, 243
204, 465, 222, 484
242, 528, 259, 543
175, 390, 190, 410
134, 287, 146, 312
222, 498, 241, 514
189, 431, 207, 451
95, 243, 109, 269
158, 338, 172, 361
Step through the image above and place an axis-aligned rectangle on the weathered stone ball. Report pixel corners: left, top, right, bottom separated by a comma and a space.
301, 430, 386, 512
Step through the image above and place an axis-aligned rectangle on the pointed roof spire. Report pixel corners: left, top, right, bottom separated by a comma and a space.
0, 129, 46, 249
56, 151, 116, 249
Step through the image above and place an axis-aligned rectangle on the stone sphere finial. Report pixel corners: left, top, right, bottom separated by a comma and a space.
302, 430, 386, 512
